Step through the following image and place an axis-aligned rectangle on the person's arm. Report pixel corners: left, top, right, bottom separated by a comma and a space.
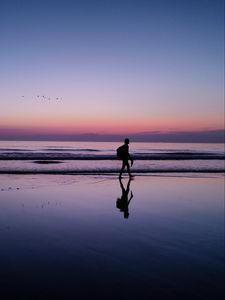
128, 148, 133, 165
127, 146, 134, 166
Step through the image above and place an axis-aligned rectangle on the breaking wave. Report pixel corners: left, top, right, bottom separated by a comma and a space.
0, 143, 224, 174
0, 151, 224, 160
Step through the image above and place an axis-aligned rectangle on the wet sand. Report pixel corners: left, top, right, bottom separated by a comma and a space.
0, 174, 224, 299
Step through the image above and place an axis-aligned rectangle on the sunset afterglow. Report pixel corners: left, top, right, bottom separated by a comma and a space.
0, 0, 224, 141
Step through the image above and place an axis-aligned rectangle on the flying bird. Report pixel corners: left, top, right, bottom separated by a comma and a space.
20, 93, 63, 101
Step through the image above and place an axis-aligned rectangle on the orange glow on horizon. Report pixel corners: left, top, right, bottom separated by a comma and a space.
0, 116, 223, 134
0, 116, 223, 135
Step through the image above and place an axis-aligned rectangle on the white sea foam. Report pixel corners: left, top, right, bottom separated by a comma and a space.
0, 141, 224, 173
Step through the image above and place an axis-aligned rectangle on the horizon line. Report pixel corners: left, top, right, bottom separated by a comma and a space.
0, 129, 224, 143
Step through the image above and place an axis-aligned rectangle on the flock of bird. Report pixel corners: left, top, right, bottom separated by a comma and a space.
21, 95, 63, 101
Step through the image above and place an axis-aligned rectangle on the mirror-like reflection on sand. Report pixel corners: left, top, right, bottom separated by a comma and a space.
116, 178, 133, 218
0, 174, 224, 299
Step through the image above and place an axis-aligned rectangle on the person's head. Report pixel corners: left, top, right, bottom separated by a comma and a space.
124, 138, 130, 145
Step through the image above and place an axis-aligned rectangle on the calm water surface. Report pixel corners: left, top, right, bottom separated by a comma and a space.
0, 174, 224, 299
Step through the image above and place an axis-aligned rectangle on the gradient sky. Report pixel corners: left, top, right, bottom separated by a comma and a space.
0, 0, 224, 137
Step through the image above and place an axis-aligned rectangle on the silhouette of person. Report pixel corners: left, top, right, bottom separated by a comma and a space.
116, 178, 133, 219
118, 138, 134, 179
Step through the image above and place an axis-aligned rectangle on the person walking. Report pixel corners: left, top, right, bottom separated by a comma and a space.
117, 138, 134, 179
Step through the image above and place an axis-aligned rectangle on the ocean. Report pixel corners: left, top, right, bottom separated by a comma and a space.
0, 140, 224, 174
0, 140, 224, 299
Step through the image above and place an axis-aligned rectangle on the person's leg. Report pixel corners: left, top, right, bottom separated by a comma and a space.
126, 162, 131, 177
119, 161, 126, 178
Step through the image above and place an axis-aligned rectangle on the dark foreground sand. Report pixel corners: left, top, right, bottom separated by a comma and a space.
0, 174, 224, 300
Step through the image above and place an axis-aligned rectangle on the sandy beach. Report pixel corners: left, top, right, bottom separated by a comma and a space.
0, 173, 224, 299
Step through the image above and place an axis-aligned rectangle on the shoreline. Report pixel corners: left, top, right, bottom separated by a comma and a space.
0, 169, 224, 175
0, 173, 224, 300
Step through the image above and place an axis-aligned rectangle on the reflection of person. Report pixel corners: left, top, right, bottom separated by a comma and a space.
116, 178, 133, 219
118, 138, 134, 179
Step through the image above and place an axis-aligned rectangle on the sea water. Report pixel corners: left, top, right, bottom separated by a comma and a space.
0, 174, 224, 299
0, 141, 224, 299
0, 141, 224, 174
